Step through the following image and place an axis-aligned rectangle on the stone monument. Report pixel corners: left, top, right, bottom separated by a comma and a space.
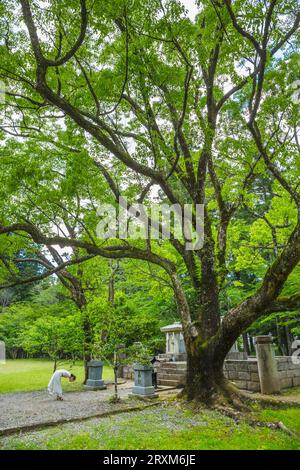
132, 364, 156, 397
160, 322, 186, 361
84, 360, 107, 390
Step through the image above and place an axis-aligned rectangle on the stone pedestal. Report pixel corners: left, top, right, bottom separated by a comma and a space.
132, 364, 155, 397
255, 336, 281, 394
84, 360, 107, 390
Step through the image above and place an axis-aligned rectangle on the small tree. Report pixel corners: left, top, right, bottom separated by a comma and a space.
129, 342, 153, 367
23, 315, 83, 371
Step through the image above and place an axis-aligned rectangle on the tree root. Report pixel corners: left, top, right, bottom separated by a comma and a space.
214, 404, 298, 438
180, 382, 299, 438
179, 381, 251, 411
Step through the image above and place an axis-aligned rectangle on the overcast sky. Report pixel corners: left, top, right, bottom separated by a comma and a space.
181, 0, 198, 19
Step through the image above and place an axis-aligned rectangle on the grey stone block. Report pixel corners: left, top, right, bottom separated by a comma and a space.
233, 380, 247, 390
289, 362, 297, 370
238, 371, 250, 380
228, 371, 238, 380
278, 369, 287, 376
276, 357, 288, 363
226, 364, 237, 371
237, 362, 250, 371
292, 377, 300, 387
280, 378, 293, 389
247, 381, 261, 392
277, 362, 288, 371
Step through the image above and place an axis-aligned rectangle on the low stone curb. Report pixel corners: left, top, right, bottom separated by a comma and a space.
0, 401, 161, 437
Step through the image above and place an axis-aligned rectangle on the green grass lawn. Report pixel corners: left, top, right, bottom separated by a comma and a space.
0, 359, 114, 393
0, 405, 299, 450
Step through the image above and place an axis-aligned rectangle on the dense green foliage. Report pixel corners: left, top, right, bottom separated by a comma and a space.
0, 268, 175, 361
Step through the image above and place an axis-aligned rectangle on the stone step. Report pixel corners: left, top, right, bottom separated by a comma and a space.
157, 373, 186, 381
158, 367, 186, 374
161, 361, 186, 369
159, 370, 186, 376
159, 363, 177, 369
159, 364, 187, 371
157, 379, 183, 387
157, 367, 186, 374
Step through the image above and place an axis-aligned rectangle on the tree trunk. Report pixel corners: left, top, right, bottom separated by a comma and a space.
284, 325, 292, 356
249, 335, 255, 354
82, 311, 92, 384
185, 341, 228, 403
242, 332, 250, 356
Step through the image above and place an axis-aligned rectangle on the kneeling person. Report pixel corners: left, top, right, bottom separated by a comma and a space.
48, 369, 76, 400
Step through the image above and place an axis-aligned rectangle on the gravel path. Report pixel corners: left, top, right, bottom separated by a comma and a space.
0, 382, 143, 433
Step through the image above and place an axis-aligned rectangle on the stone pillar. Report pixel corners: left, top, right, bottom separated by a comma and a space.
166, 333, 170, 354
255, 336, 280, 394
173, 333, 180, 354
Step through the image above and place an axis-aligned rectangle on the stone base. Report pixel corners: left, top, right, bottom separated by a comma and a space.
84, 385, 107, 391
158, 353, 187, 362
131, 393, 159, 400
132, 385, 155, 397
84, 379, 107, 390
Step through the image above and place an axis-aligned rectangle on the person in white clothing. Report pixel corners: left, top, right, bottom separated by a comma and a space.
48, 369, 76, 400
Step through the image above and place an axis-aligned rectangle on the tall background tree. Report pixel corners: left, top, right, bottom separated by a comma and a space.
0, 0, 299, 403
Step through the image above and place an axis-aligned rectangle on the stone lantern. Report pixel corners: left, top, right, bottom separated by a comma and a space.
160, 322, 186, 361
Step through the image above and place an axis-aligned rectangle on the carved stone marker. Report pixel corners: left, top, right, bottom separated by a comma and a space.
84, 360, 107, 390
255, 336, 280, 394
132, 364, 155, 397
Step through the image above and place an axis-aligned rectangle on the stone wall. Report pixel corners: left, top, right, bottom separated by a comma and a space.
123, 356, 300, 393
223, 359, 260, 392
224, 356, 300, 392
277, 356, 300, 389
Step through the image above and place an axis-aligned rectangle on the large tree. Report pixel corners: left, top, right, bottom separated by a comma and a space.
0, 0, 299, 403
